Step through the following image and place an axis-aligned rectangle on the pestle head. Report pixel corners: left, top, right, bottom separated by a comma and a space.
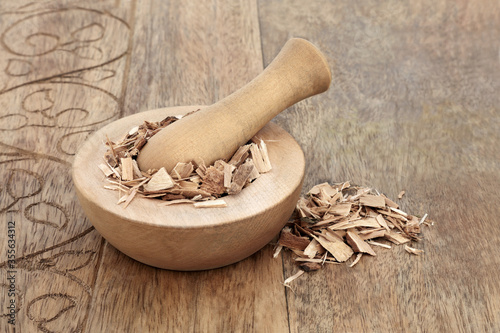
137, 38, 331, 172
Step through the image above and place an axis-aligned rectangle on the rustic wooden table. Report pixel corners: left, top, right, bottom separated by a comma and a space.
1, 1, 499, 332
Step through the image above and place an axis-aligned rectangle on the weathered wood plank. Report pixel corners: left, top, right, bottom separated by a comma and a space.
0, 1, 133, 331
86, 0, 289, 331
259, 0, 500, 331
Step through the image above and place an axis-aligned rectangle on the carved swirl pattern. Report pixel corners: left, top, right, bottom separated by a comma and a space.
0, 2, 131, 332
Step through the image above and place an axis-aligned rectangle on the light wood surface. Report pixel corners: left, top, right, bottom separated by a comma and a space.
1, 0, 500, 332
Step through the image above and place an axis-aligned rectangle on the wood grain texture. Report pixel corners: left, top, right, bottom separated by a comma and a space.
259, 0, 500, 332
1, 0, 500, 332
0, 1, 133, 332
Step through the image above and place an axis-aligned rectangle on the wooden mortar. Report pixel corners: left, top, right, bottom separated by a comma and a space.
72, 38, 331, 270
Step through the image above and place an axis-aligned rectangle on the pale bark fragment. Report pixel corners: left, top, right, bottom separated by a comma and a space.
200, 166, 225, 195
121, 157, 135, 181
375, 214, 390, 231
359, 194, 386, 208
358, 229, 386, 240
404, 245, 424, 255
390, 206, 409, 217
193, 199, 227, 208
303, 238, 321, 258
384, 230, 411, 245
273, 245, 283, 258
278, 229, 310, 251
383, 195, 399, 208
349, 253, 363, 267
328, 203, 352, 216
314, 234, 353, 262
366, 240, 392, 249
284, 270, 305, 287
123, 188, 138, 208
249, 143, 268, 173
221, 161, 236, 188
228, 144, 250, 166
258, 139, 272, 172
246, 159, 260, 183
329, 217, 380, 230
131, 160, 143, 179
345, 230, 376, 256
98, 163, 114, 177
171, 162, 194, 179
144, 167, 175, 192
228, 161, 255, 195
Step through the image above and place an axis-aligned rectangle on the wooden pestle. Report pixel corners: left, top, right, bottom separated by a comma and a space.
137, 38, 332, 172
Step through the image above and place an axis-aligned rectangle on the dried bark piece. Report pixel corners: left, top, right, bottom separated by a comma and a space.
98, 163, 114, 177
132, 160, 142, 179
193, 199, 227, 208
249, 143, 268, 173
222, 161, 236, 188
359, 194, 386, 208
133, 135, 147, 151
383, 195, 399, 208
404, 216, 421, 235
121, 157, 134, 181
278, 229, 311, 251
404, 245, 424, 255
358, 229, 386, 240
228, 144, 250, 166
245, 159, 260, 183
398, 190, 406, 199
258, 140, 272, 172
349, 253, 363, 267
367, 240, 392, 249
200, 166, 225, 195
375, 214, 390, 232
377, 209, 409, 221
308, 182, 331, 196
296, 197, 321, 219
328, 203, 352, 216
390, 206, 409, 218
144, 167, 175, 192
384, 230, 410, 245
345, 230, 376, 256
314, 233, 353, 262
171, 162, 194, 180
228, 160, 254, 195
194, 158, 207, 178
329, 217, 380, 230
284, 270, 305, 287
177, 180, 199, 190
303, 238, 322, 258
122, 188, 138, 208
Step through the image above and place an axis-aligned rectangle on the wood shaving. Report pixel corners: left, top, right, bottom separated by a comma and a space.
404, 244, 425, 255
278, 182, 434, 284
99, 111, 272, 207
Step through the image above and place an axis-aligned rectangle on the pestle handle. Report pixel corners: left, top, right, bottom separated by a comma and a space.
137, 38, 331, 172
